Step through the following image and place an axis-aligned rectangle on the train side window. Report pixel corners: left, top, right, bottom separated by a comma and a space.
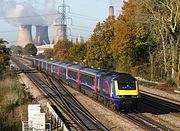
68, 70, 78, 80
80, 74, 94, 87
60, 67, 66, 77
102, 81, 108, 94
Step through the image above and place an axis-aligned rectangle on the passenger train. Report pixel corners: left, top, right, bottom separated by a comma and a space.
34, 58, 140, 110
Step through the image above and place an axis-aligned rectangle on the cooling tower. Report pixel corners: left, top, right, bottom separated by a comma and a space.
17, 25, 33, 47
53, 24, 67, 44
109, 6, 114, 17
35, 26, 50, 46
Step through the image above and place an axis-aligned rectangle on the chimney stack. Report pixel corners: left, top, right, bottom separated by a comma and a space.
17, 25, 33, 47
76, 35, 84, 44
35, 26, 50, 46
109, 6, 114, 17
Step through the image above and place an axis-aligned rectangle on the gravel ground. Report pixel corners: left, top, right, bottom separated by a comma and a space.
63, 85, 145, 131
139, 85, 180, 130
18, 73, 49, 106
140, 85, 180, 102
144, 113, 180, 130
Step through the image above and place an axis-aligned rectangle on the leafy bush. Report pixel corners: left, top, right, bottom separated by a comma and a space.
166, 79, 177, 87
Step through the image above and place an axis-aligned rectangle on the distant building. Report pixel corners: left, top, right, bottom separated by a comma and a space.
76, 35, 84, 44
36, 44, 54, 55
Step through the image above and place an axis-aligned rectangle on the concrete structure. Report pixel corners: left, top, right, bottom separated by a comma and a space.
17, 25, 33, 47
34, 26, 50, 46
32, 113, 45, 130
53, 24, 67, 44
109, 6, 114, 17
28, 104, 41, 128
76, 35, 84, 44
21, 104, 50, 131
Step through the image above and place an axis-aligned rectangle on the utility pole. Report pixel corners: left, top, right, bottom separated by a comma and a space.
53, 0, 71, 44
58, 0, 68, 25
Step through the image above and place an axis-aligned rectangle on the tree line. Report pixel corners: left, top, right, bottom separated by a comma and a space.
0, 39, 10, 79
43, 0, 179, 86
11, 43, 37, 56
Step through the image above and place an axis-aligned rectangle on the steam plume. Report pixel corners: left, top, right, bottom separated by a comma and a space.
0, 0, 59, 26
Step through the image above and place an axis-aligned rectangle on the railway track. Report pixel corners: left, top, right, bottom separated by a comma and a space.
15, 56, 180, 131
45, 75, 109, 131
124, 113, 173, 131
140, 93, 180, 118
11, 56, 108, 131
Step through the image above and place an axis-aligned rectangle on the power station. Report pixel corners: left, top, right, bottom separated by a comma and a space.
16, 0, 69, 47
15, 1, 115, 48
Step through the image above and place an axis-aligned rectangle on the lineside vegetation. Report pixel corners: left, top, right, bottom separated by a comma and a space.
42, 0, 179, 86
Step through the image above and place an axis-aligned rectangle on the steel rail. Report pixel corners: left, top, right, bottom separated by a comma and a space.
45, 75, 108, 131
12, 56, 108, 131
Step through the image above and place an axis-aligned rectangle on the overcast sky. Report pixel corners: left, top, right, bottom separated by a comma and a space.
0, 0, 124, 46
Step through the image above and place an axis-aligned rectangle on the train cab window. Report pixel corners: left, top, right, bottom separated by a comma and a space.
117, 81, 136, 90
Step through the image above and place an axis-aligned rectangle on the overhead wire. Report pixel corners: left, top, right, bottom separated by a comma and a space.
69, 12, 103, 20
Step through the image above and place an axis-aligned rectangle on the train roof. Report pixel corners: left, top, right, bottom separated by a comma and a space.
80, 67, 102, 76
96, 71, 119, 79
51, 61, 63, 66
68, 64, 85, 71
39, 59, 50, 63
59, 62, 72, 68
36, 58, 44, 61
46, 60, 57, 64
114, 73, 136, 81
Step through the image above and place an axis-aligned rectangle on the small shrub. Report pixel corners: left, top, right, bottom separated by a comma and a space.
166, 79, 177, 87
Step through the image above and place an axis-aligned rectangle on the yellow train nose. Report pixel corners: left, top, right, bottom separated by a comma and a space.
114, 80, 139, 96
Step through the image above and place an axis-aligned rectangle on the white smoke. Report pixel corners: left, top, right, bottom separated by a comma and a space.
0, 0, 59, 26
41, 0, 60, 25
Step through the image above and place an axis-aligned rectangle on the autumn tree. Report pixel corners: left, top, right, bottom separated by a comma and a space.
68, 42, 87, 65
111, 0, 137, 72
110, 0, 156, 80
43, 48, 54, 59
86, 17, 115, 69
53, 40, 73, 62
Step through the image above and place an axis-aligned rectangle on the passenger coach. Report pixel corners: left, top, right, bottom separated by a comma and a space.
34, 58, 140, 110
